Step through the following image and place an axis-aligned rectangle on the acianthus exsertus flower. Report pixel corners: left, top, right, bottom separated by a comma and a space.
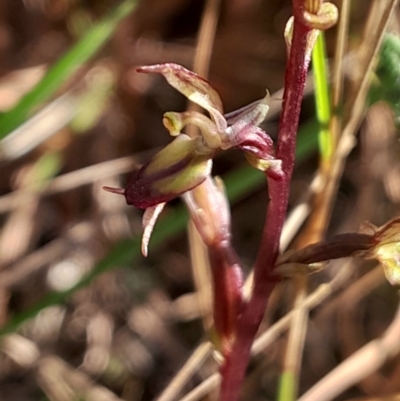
104, 63, 282, 255
357, 217, 400, 286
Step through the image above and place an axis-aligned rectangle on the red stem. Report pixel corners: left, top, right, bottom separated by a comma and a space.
209, 243, 244, 355
219, 16, 312, 401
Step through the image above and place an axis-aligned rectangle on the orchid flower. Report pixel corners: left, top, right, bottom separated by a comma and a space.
104, 63, 282, 255
357, 217, 400, 286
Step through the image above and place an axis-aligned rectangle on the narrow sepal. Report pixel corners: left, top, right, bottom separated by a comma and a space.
141, 203, 166, 257
137, 63, 227, 132
228, 91, 270, 128
102, 186, 125, 195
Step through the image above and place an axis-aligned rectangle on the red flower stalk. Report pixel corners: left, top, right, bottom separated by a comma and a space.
218, 2, 338, 400
184, 177, 244, 354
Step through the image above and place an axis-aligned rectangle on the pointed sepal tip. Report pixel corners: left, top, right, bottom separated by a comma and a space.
103, 186, 125, 195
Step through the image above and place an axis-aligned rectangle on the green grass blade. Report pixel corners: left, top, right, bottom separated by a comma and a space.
311, 32, 332, 162
0, 0, 138, 139
277, 371, 297, 401
370, 33, 400, 124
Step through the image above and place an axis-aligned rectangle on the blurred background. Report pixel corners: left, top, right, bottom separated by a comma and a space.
0, 1, 399, 400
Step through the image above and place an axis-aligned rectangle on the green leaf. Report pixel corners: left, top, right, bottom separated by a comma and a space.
0, 0, 138, 139
370, 33, 400, 123
30, 152, 62, 191
70, 67, 115, 133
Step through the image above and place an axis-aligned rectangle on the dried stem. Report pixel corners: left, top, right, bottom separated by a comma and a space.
277, 276, 308, 401
192, 0, 221, 77
298, 299, 400, 401
187, 222, 213, 332
155, 341, 213, 401
187, 0, 226, 341
0, 156, 138, 214
300, 0, 398, 243
278, 4, 393, 397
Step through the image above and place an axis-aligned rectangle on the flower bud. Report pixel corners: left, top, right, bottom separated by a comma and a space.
183, 177, 231, 246
104, 134, 213, 209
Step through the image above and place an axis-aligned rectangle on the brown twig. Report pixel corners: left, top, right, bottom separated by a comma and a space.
0, 156, 137, 214
155, 341, 214, 401
298, 299, 400, 401
299, 0, 398, 244
186, 0, 222, 337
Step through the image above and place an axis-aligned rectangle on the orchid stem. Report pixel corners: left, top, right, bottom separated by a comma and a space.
276, 29, 332, 401
219, 13, 314, 401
